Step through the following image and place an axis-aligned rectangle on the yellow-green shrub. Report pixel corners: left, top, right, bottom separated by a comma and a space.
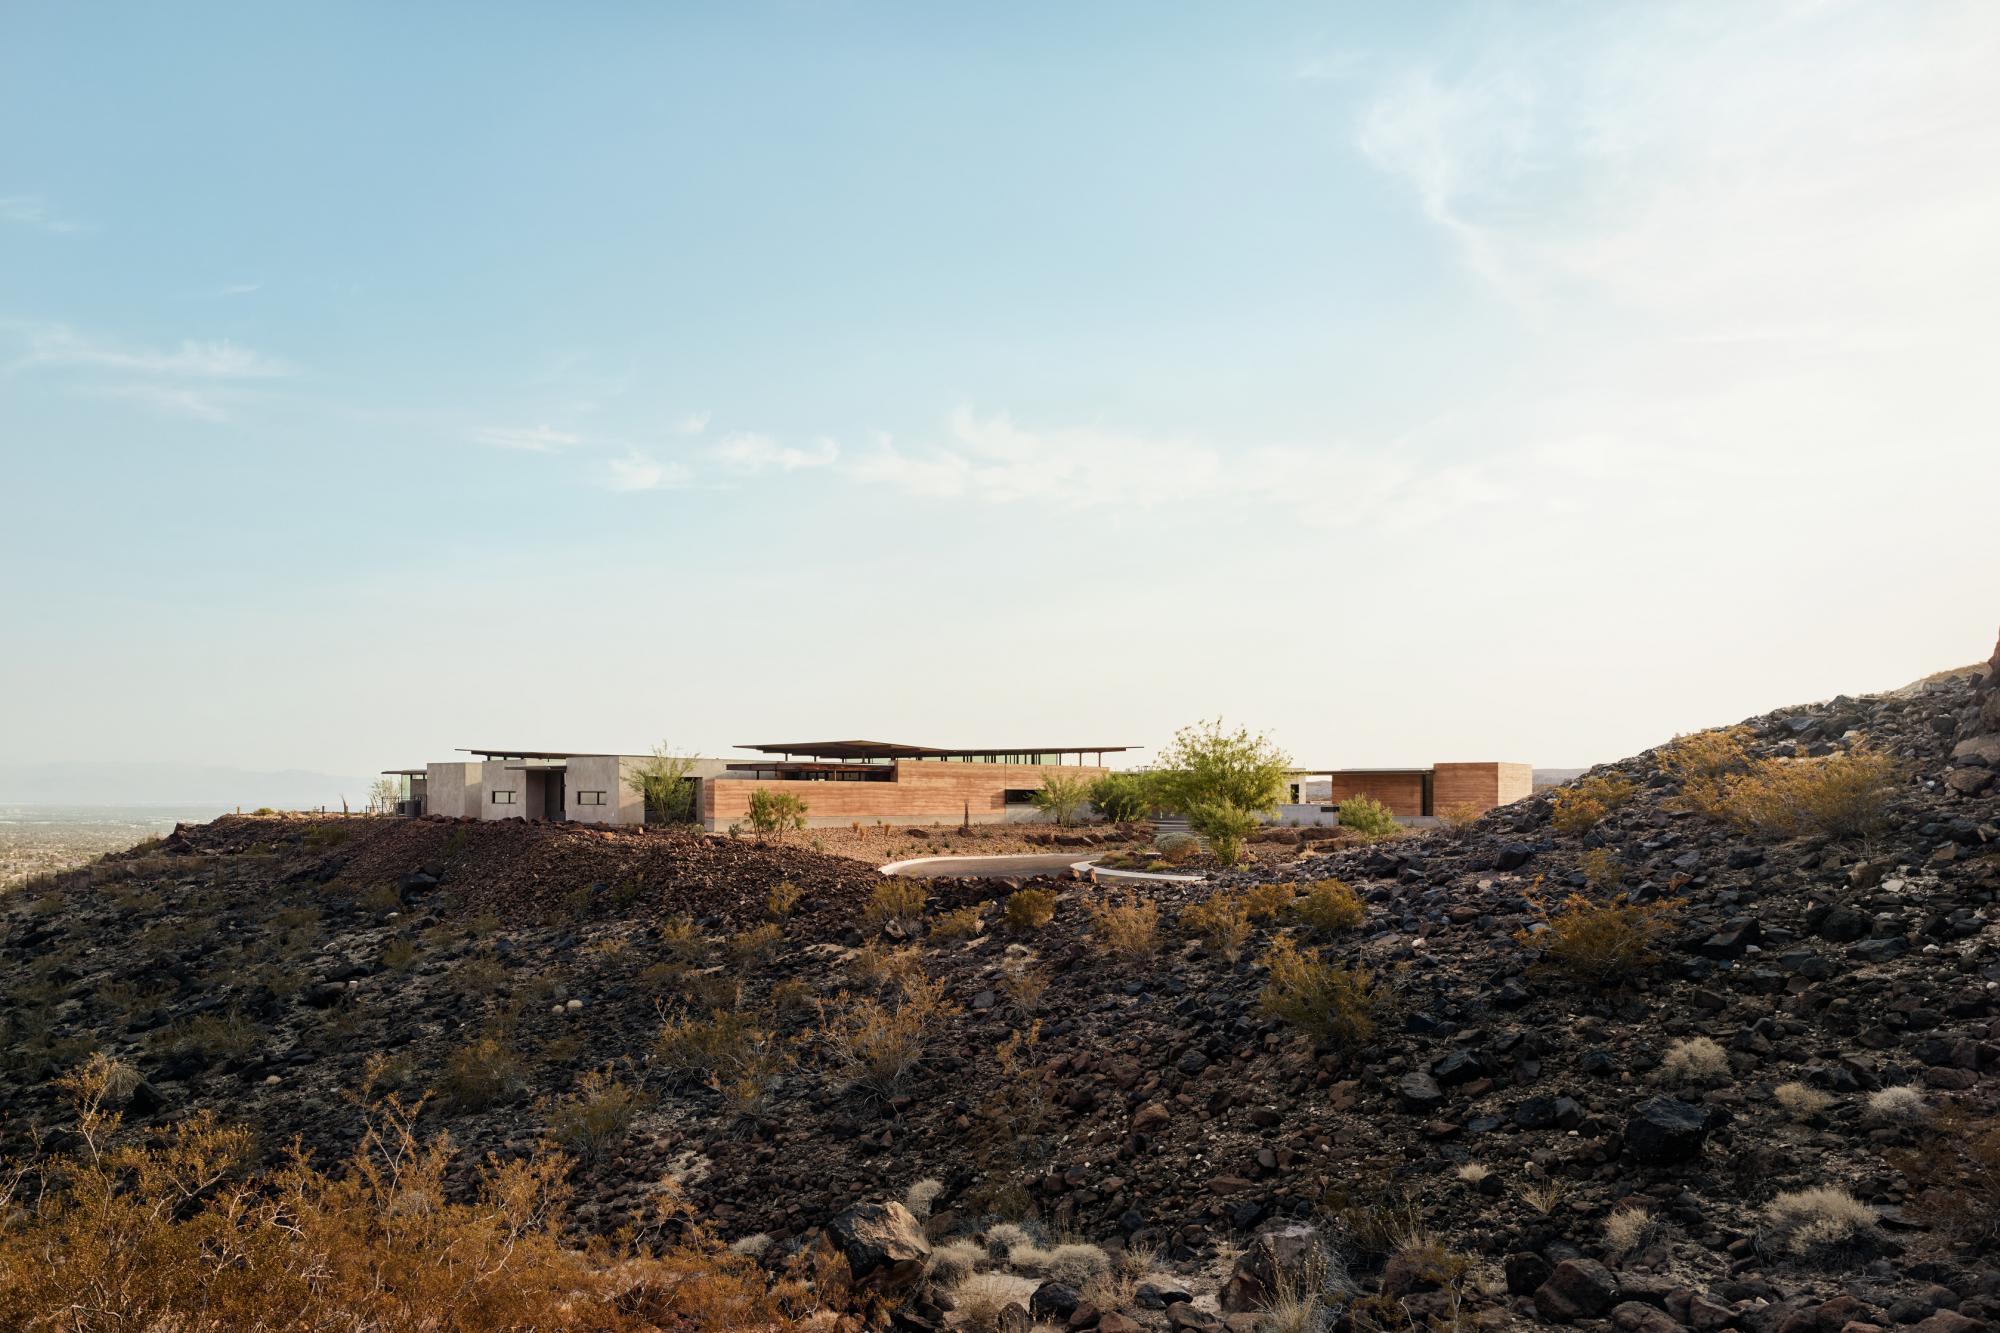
1550, 774, 1636, 835
1258, 936, 1380, 1047
1516, 885, 1679, 984
1294, 879, 1364, 933
1002, 887, 1055, 930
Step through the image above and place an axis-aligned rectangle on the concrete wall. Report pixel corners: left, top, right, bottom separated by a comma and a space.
479, 760, 526, 820
424, 762, 484, 819
565, 755, 635, 826
701, 760, 1109, 830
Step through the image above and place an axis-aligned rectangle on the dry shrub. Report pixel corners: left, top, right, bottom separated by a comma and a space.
1294, 878, 1364, 933
904, 1177, 943, 1220
380, 936, 419, 972
925, 1240, 983, 1285
767, 880, 803, 919
1578, 848, 1624, 893
540, 1067, 645, 1162
1697, 746, 1900, 840
862, 879, 926, 932
439, 1035, 529, 1111
1435, 802, 1483, 835
930, 903, 987, 941
1517, 885, 1679, 986
1890, 1106, 2000, 1243
725, 922, 783, 968
1550, 773, 1636, 835
1517, 1178, 1567, 1216
850, 942, 926, 991
1242, 880, 1298, 920
1865, 1085, 1929, 1127
0, 1064, 809, 1332
1259, 935, 1380, 1048
1154, 832, 1203, 866
1761, 1186, 1878, 1265
1035, 1242, 1111, 1287
1002, 887, 1055, 930
1087, 891, 1160, 962
658, 916, 708, 964
655, 1008, 773, 1088
1661, 725, 1752, 783
1658, 1036, 1732, 1087
948, 1273, 1028, 1332
1774, 1082, 1833, 1122
817, 973, 956, 1097
1453, 1163, 1490, 1186
1604, 1204, 1659, 1258
1181, 892, 1252, 960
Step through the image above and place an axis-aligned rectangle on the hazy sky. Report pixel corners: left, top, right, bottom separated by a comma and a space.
3, 1, 1996, 782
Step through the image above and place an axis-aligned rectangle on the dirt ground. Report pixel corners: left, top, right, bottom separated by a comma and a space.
775, 820, 1145, 866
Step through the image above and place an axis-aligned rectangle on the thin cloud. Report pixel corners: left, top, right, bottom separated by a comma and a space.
604, 452, 694, 492
676, 412, 711, 435
468, 423, 585, 452
20, 326, 291, 378
0, 194, 86, 234
219, 282, 262, 297
93, 383, 230, 422
710, 433, 839, 472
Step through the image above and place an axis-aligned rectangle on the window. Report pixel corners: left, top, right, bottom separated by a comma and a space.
575, 790, 606, 806
1004, 788, 1038, 805
491, 790, 516, 805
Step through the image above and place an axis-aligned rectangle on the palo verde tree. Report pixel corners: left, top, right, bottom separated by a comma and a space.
1030, 771, 1091, 826
1153, 719, 1292, 866
1086, 772, 1152, 824
627, 743, 698, 824
745, 789, 808, 842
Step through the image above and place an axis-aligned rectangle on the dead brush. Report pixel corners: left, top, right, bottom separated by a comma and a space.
815, 972, 956, 1097
1258, 935, 1380, 1048
850, 942, 926, 992
1550, 773, 1636, 835
1, 1070, 813, 1330
1293, 878, 1364, 933
539, 1067, 646, 1162
655, 1007, 776, 1089
1180, 892, 1252, 960
861, 879, 926, 933
1002, 887, 1056, 930
1086, 890, 1160, 963
1692, 743, 1901, 840
1516, 879, 1680, 985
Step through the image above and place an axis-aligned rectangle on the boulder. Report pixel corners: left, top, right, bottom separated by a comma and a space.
1535, 1258, 1620, 1323
821, 1200, 929, 1292
1220, 1223, 1336, 1313
1625, 1097, 1709, 1164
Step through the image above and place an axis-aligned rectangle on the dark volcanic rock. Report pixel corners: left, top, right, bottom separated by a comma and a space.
1625, 1096, 1709, 1164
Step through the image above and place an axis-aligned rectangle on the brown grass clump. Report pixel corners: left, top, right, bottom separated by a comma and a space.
1086, 890, 1160, 963
654, 1007, 775, 1090
850, 942, 926, 991
1761, 1186, 1879, 1266
817, 973, 956, 1097
1258, 936, 1380, 1048
1698, 746, 1901, 840
1774, 1082, 1834, 1122
0, 1060, 809, 1332
1658, 1036, 1732, 1087
1002, 887, 1056, 930
1181, 892, 1252, 960
1550, 773, 1636, 835
862, 879, 926, 932
1294, 878, 1365, 934
725, 922, 783, 968
1516, 884, 1679, 985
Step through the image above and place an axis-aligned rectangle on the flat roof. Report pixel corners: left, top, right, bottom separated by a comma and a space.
738, 739, 1134, 761
459, 748, 614, 760
380, 769, 427, 776
1290, 767, 1431, 776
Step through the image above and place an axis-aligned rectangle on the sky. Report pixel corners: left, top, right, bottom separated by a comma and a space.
3, 1, 1997, 789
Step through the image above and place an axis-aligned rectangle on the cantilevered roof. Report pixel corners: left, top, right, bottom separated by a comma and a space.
458, 748, 613, 760
738, 739, 1134, 761
380, 769, 427, 776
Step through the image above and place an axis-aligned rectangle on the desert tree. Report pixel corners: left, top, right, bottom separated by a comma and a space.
627, 743, 698, 824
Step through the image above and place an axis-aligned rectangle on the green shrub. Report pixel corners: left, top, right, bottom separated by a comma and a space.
1336, 795, 1399, 839
745, 790, 807, 841
1002, 888, 1055, 930
1030, 772, 1091, 827
1516, 885, 1679, 984
627, 744, 697, 824
1186, 799, 1261, 867
1087, 773, 1151, 823
1550, 774, 1636, 835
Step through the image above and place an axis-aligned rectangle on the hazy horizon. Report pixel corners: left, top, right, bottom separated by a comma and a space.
5, 3, 1996, 780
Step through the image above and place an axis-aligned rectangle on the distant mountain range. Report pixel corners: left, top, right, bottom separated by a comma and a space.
1532, 767, 1589, 788
0, 762, 372, 810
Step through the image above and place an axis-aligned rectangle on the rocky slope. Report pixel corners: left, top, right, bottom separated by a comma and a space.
4, 652, 1999, 1332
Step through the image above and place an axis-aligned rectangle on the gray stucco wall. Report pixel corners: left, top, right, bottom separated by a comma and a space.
424, 762, 484, 819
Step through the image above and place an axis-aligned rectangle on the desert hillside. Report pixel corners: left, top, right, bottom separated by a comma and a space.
3, 647, 1998, 1332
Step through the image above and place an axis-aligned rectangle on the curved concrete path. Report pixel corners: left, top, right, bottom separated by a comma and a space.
879, 852, 1091, 879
